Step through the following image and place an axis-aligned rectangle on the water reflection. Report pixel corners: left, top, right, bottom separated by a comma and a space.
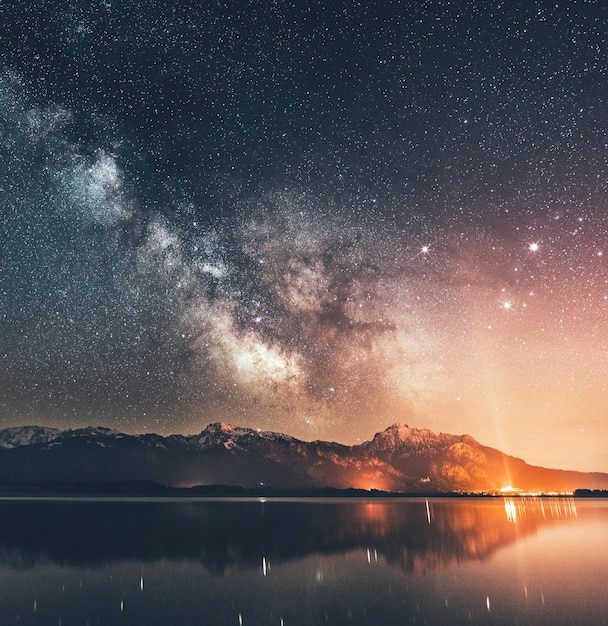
503, 496, 578, 522
0, 498, 605, 625
0, 497, 585, 574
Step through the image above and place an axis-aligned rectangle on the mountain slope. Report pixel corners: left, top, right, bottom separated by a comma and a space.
0, 422, 605, 493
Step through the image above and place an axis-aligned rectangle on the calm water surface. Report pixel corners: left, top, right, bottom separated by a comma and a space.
0, 497, 606, 625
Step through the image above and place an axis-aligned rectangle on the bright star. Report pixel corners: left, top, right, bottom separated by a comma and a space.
529, 242, 539, 252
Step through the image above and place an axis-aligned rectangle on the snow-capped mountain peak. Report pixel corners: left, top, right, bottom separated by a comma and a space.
194, 422, 295, 449
0, 426, 62, 449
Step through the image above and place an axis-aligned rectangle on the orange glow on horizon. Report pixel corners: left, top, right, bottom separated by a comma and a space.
350, 474, 392, 492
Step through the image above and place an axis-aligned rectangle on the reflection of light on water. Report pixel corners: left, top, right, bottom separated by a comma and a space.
503, 497, 577, 522
425, 499, 432, 525
360, 502, 390, 525
504, 499, 518, 522
3, 499, 606, 625
140, 576, 144, 591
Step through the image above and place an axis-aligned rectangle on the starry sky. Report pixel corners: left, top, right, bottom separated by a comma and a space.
1, 0, 608, 472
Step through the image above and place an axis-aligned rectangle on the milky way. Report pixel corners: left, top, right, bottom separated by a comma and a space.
1, 1, 608, 471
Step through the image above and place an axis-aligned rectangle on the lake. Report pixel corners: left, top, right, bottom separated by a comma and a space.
0, 497, 605, 625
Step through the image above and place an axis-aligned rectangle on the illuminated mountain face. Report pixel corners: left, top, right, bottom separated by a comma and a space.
0, 423, 605, 493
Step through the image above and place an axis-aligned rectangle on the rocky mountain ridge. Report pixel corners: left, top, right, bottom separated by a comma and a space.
0, 422, 606, 493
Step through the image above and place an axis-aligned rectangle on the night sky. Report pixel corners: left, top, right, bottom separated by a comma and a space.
2, 0, 608, 472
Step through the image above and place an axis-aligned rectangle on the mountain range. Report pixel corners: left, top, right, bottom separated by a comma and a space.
0, 422, 606, 493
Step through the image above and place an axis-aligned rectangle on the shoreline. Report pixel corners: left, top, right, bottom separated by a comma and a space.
0, 483, 602, 500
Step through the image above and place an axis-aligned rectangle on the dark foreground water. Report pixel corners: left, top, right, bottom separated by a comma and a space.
0, 497, 605, 625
